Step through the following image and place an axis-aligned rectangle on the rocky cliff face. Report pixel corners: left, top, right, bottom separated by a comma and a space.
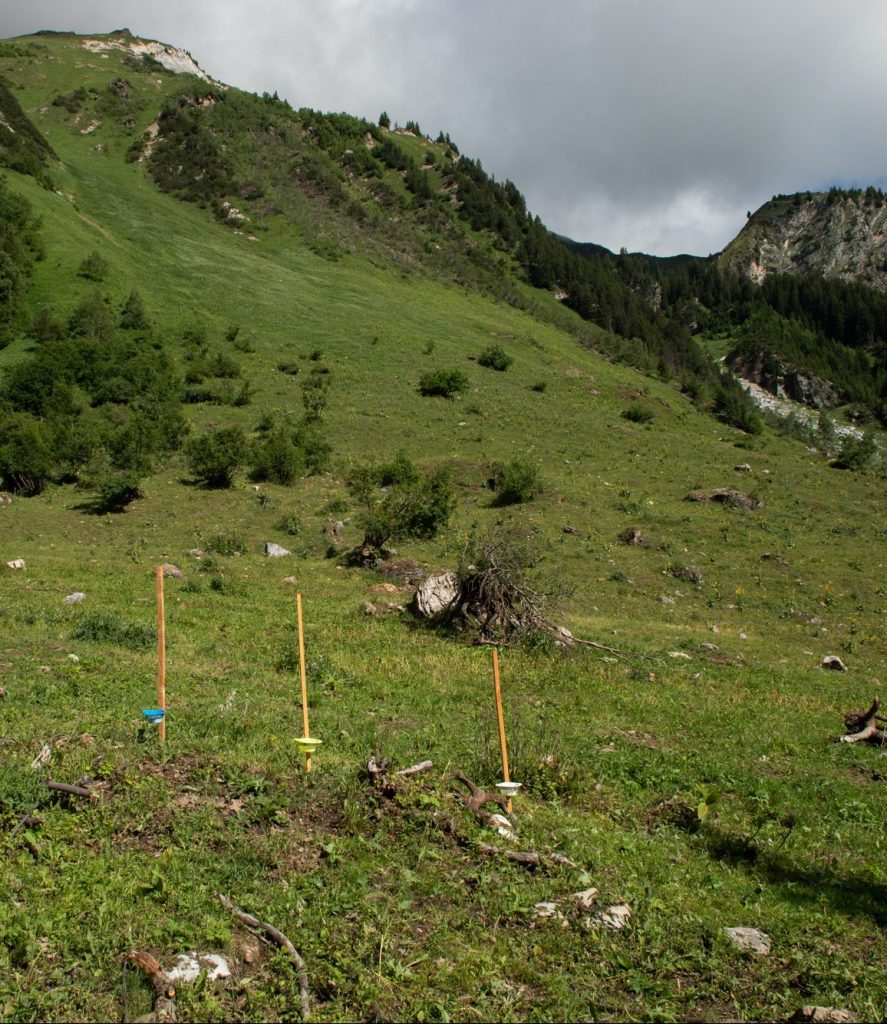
720, 191, 887, 292
727, 349, 844, 409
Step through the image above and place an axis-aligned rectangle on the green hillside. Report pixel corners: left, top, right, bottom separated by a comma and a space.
0, 32, 885, 1023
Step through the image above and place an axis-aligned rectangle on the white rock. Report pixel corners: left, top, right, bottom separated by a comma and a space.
488, 812, 517, 842
63, 592, 86, 604
6, 559, 25, 570
571, 888, 599, 910
821, 655, 847, 671
67, 654, 80, 663
723, 926, 770, 954
595, 904, 631, 930
265, 542, 291, 557
532, 901, 562, 920
412, 571, 458, 617
166, 951, 232, 984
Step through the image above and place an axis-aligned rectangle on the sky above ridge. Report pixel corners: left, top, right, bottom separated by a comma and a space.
3, 0, 887, 257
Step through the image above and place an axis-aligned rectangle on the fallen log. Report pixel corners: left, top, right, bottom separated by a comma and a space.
840, 696, 885, 745
219, 895, 310, 1021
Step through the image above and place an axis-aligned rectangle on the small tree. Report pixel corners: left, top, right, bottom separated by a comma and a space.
119, 289, 150, 331
301, 371, 330, 421
185, 426, 248, 487
378, 111, 390, 129
77, 250, 109, 282
348, 463, 455, 553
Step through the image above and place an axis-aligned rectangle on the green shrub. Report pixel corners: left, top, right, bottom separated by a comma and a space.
621, 404, 655, 424
251, 428, 306, 485
377, 450, 418, 487
418, 368, 468, 398
301, 372, 330, 421
832, 431, 878, 471
531, 381, 547, 393
276, 515, 302, 536
185, 426, 248, 487
490, 459, 542, 506
277, 361, 300, 376
204, 532, 247, 556
478, 344, 513, 372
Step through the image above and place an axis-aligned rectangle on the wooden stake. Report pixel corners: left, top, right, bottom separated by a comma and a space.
155, 565, 166, 744
296, 593, 311, 772
492, 649, 512, 811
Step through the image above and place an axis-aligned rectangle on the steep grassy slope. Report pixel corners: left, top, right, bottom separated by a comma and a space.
0, 33, 885, 1023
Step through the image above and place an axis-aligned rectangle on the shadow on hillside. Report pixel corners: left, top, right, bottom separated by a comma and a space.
701, 828, 887, 925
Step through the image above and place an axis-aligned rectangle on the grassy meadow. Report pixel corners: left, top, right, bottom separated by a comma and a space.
0, 33, 885, 1023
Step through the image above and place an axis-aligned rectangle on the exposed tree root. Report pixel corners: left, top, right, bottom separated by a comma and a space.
840, 696, 885, 744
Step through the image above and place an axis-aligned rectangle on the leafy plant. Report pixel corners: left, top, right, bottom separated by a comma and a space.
490, 459, 542, 506
418, 368, 468, 398
477, 344, 513, 372
185, 427, 249, 488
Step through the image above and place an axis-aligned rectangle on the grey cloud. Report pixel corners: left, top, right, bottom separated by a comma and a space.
3, 0, 887, 254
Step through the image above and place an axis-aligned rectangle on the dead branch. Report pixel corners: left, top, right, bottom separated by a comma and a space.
218, 895, 310, 1021
453, 774, 509, 824
841, 696, 885, 745
394, 760, 434, 777
47, 780, 95, 799
121, 951, 177, 1023
477, 841, 578, 870
366, 755, 396, 799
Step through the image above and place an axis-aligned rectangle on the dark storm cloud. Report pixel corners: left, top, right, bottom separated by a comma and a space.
4, 0, 887, 254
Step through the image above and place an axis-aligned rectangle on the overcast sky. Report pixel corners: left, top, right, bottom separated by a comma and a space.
3, 0, 887, 256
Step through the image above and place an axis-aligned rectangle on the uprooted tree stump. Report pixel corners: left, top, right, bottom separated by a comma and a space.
411, 533, 649, 660
840, 696, 885, 745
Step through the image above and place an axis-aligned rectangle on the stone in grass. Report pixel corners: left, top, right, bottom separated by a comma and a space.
822, 655, 847, 672
63, 592, 86, 604
161, 563, 183, 579
723, 926, 770, 954
6, 558, 25, 570
265, 542, 291, 558
787, 1008, 857, 1023
281, 576, 299, 585
595, 904, 632, 930
412, 571, 458, 618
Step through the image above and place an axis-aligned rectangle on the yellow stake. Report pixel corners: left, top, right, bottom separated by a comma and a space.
155, 565, 166, 744
296, 593, 312, 772
492, 649, 512, 811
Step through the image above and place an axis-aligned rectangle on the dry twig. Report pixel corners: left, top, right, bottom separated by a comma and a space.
218, 894, 310, 1021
